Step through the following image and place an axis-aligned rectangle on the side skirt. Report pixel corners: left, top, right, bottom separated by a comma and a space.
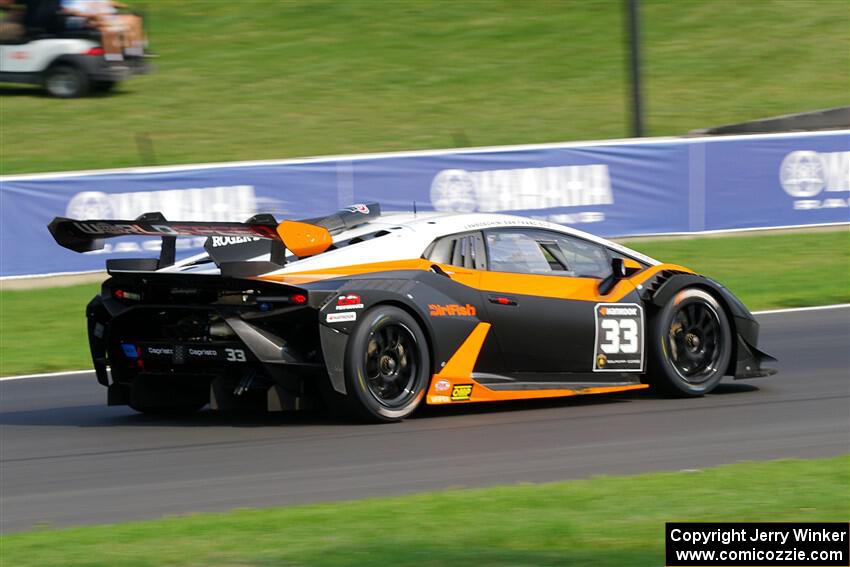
425, 322, 648, 405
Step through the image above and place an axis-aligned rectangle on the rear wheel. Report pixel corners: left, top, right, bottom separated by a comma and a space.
647, 288, 732, 396
343, 306, 430, 422
44, 64, 89, 98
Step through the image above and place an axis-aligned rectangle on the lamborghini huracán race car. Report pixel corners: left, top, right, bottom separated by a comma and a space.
49, 204, 775, 422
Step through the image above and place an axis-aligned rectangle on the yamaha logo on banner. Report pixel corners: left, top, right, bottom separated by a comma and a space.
430, 164, 613, 225
779, 150, 850, 210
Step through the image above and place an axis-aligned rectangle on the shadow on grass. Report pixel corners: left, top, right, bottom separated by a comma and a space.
0, 85, 47, 97
0, 85, 131, 99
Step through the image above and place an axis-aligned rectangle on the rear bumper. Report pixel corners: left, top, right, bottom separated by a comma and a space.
63, 53, 151, 82
89, 57, 150, 81
86, 278, 328, 411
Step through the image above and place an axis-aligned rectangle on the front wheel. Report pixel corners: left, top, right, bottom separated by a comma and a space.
647, 288, 732, 396
44, 64, 89, 98
343, 306, 431, 422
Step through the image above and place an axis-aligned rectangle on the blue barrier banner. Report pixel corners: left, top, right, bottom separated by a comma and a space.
1, 131, 847, 277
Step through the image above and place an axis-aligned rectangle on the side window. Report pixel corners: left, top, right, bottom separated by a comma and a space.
424, 232, 487, 270
485, 229, 613, 279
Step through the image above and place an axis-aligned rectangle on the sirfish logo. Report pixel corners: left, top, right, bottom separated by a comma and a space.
428, 304, 477, 317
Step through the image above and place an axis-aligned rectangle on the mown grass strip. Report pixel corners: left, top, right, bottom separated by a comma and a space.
1, 0, 847, 174
1, 456, 847, 567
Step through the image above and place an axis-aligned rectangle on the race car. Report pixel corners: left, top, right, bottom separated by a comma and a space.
48, 204, 776, 422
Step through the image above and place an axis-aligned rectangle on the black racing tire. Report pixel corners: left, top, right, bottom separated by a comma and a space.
343, 305, 431, 422
647, 287, 732, 396
44, 64, 90, 98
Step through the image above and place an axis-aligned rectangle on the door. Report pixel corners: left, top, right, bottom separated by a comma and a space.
478, 228, 640, 377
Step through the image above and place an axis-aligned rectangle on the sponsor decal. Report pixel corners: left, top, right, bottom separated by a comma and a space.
599, 306, 637, 317
428, 303, 477, 317
326, 312, 357, 323
434, 379, 451, 392
336, 294, 364, 310
122, 344, 138, 358
430, 395, 451, 404
430, 165, 613, 224
450, 384, 473, 401
147, 346, 174, 356
593, 303, 644, 372
346, 204, 370, 214
210, 236, 262, 247
188, 348, 218, 357
70, 221, 275, 239
779, 150, 849, 210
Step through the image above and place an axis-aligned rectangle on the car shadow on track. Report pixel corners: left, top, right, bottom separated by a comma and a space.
0, 404, 344, 429
0, 382, 759, 428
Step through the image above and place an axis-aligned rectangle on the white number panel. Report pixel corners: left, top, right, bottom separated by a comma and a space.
593, 303, 644, 372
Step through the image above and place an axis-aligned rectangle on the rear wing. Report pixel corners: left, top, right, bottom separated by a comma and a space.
48, 204, 381, 273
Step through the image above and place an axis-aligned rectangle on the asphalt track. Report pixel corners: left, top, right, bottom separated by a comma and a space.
1, 307, 848, 532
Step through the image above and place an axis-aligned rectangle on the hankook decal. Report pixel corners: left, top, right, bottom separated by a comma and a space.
326, 312, 357, 323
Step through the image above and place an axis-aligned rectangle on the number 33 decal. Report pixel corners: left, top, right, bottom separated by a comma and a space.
594, 303, 644, 372
600, 318, 639, 354
225, 348, 246, 362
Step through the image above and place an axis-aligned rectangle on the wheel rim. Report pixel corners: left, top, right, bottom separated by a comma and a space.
666, 300, 724, 384
48, 69, 78, 97
363, 320, 420, 407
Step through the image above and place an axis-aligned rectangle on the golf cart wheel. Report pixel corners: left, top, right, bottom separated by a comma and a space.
44, 64, 90, 98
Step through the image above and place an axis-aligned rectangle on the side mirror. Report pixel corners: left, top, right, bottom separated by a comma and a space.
611, 257, 627, 278
598, 257, 626, 295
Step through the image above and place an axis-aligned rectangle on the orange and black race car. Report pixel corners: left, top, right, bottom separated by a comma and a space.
49, 204, 776, 422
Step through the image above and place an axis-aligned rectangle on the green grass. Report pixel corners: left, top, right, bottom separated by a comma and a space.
1, 0, 847, 174
0, 283, 97, 376
1, 230, 847, 376
1, 456, 847, 566
626, 229, 850, 310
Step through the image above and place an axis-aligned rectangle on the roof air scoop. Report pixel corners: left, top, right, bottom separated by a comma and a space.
306, 203, 381, 235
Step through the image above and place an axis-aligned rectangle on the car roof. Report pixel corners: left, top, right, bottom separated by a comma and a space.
166, 211, 659, 275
